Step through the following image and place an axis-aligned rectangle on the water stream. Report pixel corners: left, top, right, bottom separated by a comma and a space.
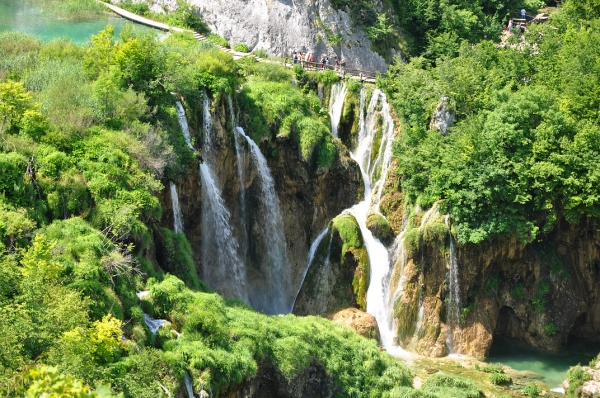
292, 226, 329, 308
175, 101, 194, 150
169, 181, 184, 234
345, 89, 410, 358
329, 82, 348, 139
200, 100, 248, 302
236, 127, 291, 314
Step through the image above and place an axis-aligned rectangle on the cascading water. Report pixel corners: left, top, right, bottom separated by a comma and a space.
236, 127, 291, 314
293, 226, 329, 308
169, 181, 184, 234
447, 233, 461, 354
345, 89, 409, 357
175, 100, 194, 150
200, 163, 247, 302
228, 95, 248, 262
329, 81, 348, 138
200, 97, 248, 302
184, 372, 195, 398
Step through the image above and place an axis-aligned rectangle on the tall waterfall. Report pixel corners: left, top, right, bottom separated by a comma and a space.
236, 127, 291, 314
329, 82, 347, 138
200, 96, 248, 302
346, 89, 409, 357
175, 100, 194, 150
228, 95, 248, 262
169, 181, 184, 233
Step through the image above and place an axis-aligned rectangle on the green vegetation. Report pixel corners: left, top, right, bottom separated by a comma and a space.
510, 284, 524, 301
117, 0, 210, 33
543, 322, 559, 336
566, 364, 591, 397
474, 362, 511, 385
531, 281, 550, 313
382, 4, 600, 244
33, 0, 104, 20
233, 42, 250, 53
207, 34, 230, 48
237, 61, 338, 168
523, 382, 542, 398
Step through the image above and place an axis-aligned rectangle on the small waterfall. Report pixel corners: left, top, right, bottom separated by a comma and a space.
200, 163, 247, 301
293, 226, 329, 308
203, 91, 212, 150
236, 127, 291, 314
143, 313, 167, 334
317, 232, 335, 314
175, 100, 194, 150
169, 181, 184, 233
447, 234, 460, 354
184, 372, 195, 398
329, 81, 347, 138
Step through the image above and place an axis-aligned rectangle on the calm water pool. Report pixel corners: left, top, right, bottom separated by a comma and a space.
0, 0, 164, 43
486, 336, 600, 388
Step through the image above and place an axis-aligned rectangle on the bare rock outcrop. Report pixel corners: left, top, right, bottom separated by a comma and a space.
328, 308, 380, 341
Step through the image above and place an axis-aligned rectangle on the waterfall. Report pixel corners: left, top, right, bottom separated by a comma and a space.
317, 232, 335, 314
169, 181, 184, 233
447, 234, 460, 354
228, 96, 248, 262
143, 313, 167, 334
203, 91, 212, 150
200, 163, 248, 301
236, 127, 291, 314
345, 89, 409, 357
184, 372, 195, 398
329, 81, 347, 138
175, 100, 194, 150
292, 226, 329, 308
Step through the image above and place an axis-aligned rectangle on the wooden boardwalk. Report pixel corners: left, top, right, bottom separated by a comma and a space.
100, 1, 377, 83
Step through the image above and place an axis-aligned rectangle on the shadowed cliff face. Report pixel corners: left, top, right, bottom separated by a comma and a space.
158, 93, 361, 314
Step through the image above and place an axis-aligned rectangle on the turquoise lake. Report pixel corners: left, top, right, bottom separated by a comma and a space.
0, 0, 162, 42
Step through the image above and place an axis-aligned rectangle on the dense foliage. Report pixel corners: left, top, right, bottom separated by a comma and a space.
382, 2, 600, 243
0, 20, 413, 397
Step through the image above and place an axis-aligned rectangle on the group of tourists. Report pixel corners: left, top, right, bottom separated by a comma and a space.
292, 51, 346, 71
506, 9, 528, 33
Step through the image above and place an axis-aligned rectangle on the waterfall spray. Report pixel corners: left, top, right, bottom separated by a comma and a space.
169, 181, 184, 234
329, 81, 348, 138
293, 226, 329, 309
175, 101, 194, 150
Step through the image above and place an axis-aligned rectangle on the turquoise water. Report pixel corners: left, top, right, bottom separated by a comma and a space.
0, 0, 162, 43
486, 336, 599, 388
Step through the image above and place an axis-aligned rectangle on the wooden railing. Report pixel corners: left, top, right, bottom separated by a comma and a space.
282, 59, 378, 82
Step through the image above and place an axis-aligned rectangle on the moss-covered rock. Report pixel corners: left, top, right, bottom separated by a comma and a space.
366, 212, 394, 246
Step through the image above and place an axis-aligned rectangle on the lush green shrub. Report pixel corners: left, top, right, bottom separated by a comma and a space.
489, 371, 511, 385
422, 374, 481, 398
543, 322, 559, 336
523, 383, 542, 398
207, 34, 229, 48
233, 43, 250, 53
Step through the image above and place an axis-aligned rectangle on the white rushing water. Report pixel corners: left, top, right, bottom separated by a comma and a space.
236, 127, 291, 314
200, 98, 248, 302
292, 226, 329, 308
228, 95, 248, 262
143, 313, 167, 334
184, 372, 195, 398
175, 100, 194, 150
200, 163, 248, 301
345, 89, 410, 357
329, 81, 348, 138
447, 233, 461, 354
169, 181, 184, 234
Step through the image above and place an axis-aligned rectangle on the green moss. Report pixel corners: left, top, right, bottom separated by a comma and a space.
421, 221, 449, 245
395, 283, 420, 341
404, 227, 423, 257
352, 247, 370, 310
366, 212, 394, 245
332, 213, 363, 258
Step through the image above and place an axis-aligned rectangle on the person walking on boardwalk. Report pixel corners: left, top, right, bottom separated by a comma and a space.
521, 9, 526, 19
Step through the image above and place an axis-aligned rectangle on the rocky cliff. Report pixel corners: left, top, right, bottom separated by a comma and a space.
382, 200, 600, 358
158, 91, 362, 313
117, 0, 393, 72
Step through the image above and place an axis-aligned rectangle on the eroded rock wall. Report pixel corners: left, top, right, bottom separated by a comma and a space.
158, 92, 362, 312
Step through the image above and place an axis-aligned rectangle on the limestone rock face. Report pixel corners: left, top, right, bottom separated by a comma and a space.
137, 0, 391, 72
563, 362, 600, 398
328, 308, 380, 341
429, 96, 454, 134
383, 207, 600, 357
